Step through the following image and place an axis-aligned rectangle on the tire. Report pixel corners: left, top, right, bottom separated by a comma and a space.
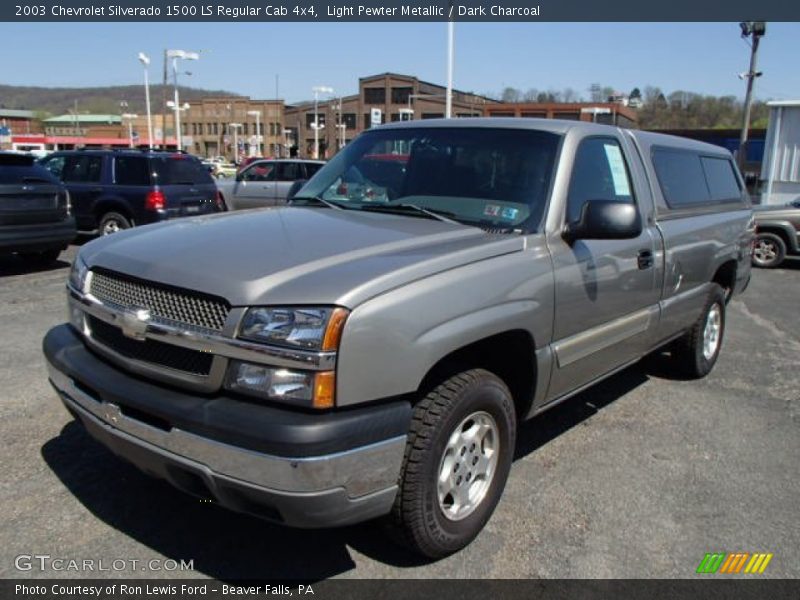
752, 232, 786, 268
98, 212, 132, 236
390, 369, 516, 559
671, 284, 726, 379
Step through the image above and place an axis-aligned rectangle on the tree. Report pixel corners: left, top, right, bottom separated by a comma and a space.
500, 87, 521, 103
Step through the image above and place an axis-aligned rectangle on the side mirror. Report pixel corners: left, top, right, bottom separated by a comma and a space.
287, 179, 308, 201
564, 200, 642, 242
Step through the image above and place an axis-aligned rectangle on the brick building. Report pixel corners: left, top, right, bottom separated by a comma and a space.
483, 102, 638, 128
284, 73, 492, 159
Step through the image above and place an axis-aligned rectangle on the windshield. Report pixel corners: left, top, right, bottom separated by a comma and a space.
298, 127, 560, 231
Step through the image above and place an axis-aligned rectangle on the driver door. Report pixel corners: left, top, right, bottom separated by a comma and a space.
546, 135, 660, 401
231, 161, 276, 209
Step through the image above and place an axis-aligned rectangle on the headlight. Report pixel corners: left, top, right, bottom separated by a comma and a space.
239, 306, 348, 351
68, 256, 89, 293
225, 361, 335, 409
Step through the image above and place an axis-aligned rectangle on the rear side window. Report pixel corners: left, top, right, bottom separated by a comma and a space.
701, 156, 742, 202
0, 162, 58, 184
63, 155, 103, 183
115, 156, 152, 186
652, 148, 741, 208
151, 156, 213, 185
567, 137, 635, 223
304, 163, 323, 178
276, 162, 300, 181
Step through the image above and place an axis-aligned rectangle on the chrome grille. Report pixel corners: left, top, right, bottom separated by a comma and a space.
87, 315, 214, 376
89, 270, 230, 332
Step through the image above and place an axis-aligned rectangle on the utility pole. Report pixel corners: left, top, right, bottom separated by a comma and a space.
161, 49, 168, 149
737, 21, 766, 170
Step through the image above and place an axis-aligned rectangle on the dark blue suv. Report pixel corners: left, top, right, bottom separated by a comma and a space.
40, 150, 224, 235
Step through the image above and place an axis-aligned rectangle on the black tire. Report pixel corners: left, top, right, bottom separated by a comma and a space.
671, 284, 726, 379
752, 232, 786, 268
390, 369, 516, 559
98, 211, 132, 236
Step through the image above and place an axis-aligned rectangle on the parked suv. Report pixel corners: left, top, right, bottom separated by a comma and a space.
39, 150, 224, 235
752, 199, 800, 267
0, 152, 75, 262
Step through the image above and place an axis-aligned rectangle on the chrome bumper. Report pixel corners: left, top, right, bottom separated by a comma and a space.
47, 361, 406, 527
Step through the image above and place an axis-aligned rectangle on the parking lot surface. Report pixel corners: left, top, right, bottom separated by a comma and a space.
1, 246, 797, 580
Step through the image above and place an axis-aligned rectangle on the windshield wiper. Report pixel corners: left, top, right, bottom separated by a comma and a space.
21, 177, 53, 184
290, 195, 346, 210
359, 203, 457, 222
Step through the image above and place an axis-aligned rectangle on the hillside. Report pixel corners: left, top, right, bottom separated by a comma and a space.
0, 84, 242, 117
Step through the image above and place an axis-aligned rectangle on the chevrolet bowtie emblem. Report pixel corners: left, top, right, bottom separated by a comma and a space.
119, 307, 151, 340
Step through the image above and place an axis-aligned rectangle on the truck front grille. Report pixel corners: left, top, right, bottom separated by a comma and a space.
87, 315, 214, 376
89, 269, 230, 333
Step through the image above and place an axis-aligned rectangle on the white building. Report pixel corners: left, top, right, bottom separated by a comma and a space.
760, 100, 800, 205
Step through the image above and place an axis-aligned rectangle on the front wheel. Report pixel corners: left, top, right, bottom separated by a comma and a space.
390, 369, 516, 558
671, 284, 726, 378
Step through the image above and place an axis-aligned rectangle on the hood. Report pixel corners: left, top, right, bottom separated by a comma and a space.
81, 207, 525, 307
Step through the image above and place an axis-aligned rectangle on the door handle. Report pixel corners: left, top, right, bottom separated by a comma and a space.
637, 250, 654, 270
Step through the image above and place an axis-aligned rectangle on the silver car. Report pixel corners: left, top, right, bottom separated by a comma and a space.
216, 159, 324, 210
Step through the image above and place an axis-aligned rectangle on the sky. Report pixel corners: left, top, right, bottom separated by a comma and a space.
1, 22, 799, 104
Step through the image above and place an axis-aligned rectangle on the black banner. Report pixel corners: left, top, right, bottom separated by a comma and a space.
3, 580, 800, 600
3, 0, 800, 22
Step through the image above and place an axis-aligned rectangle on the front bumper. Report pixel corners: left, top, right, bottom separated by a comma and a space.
44, 324, 410, 527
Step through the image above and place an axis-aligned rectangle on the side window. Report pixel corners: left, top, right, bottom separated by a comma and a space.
115, 157, 151, 186
242, 162, 275, 182
63, 156, 103, 183
701, 156, 741, 202
651, 149, 709, 207
566, 137, 634, 223
304, 163, 323, 178
41, 156, 66, 179
276, 162, 300, 181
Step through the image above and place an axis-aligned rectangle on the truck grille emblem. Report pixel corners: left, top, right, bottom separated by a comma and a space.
118, 307, 151, 340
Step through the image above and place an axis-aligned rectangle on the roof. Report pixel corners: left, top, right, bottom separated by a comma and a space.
0, 109, 35, 119
44, 114, 122, 124
766, 100, 800, 108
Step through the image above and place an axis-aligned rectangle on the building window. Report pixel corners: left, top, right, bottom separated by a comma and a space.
364, 88, 386, 104
488, 111, 515, 117
421, 113, 444, 119
391, 87, 413, 105
342, 113, 357, 130
306, 113, 325, 127
521, 112, 547, 118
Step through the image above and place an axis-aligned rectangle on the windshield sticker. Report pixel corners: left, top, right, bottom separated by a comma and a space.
484, 204, 502, 217
603, 144, 631, 197
501, 207, 519, 221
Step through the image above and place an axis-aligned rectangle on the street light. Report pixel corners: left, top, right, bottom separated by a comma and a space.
228, 122, 242, 163
312, 85, 333, 160
246, 110, 262, 156
166, 49, 199, 151
138, 52, 154, 149
121, 113, 138, 148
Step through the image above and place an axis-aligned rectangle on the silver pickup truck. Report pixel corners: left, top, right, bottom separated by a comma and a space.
44, 119, 752, 558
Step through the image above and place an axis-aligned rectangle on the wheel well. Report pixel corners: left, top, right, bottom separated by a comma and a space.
94, 202, 133, 224
712, 260, 737, 303
418, 330, 537, 419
